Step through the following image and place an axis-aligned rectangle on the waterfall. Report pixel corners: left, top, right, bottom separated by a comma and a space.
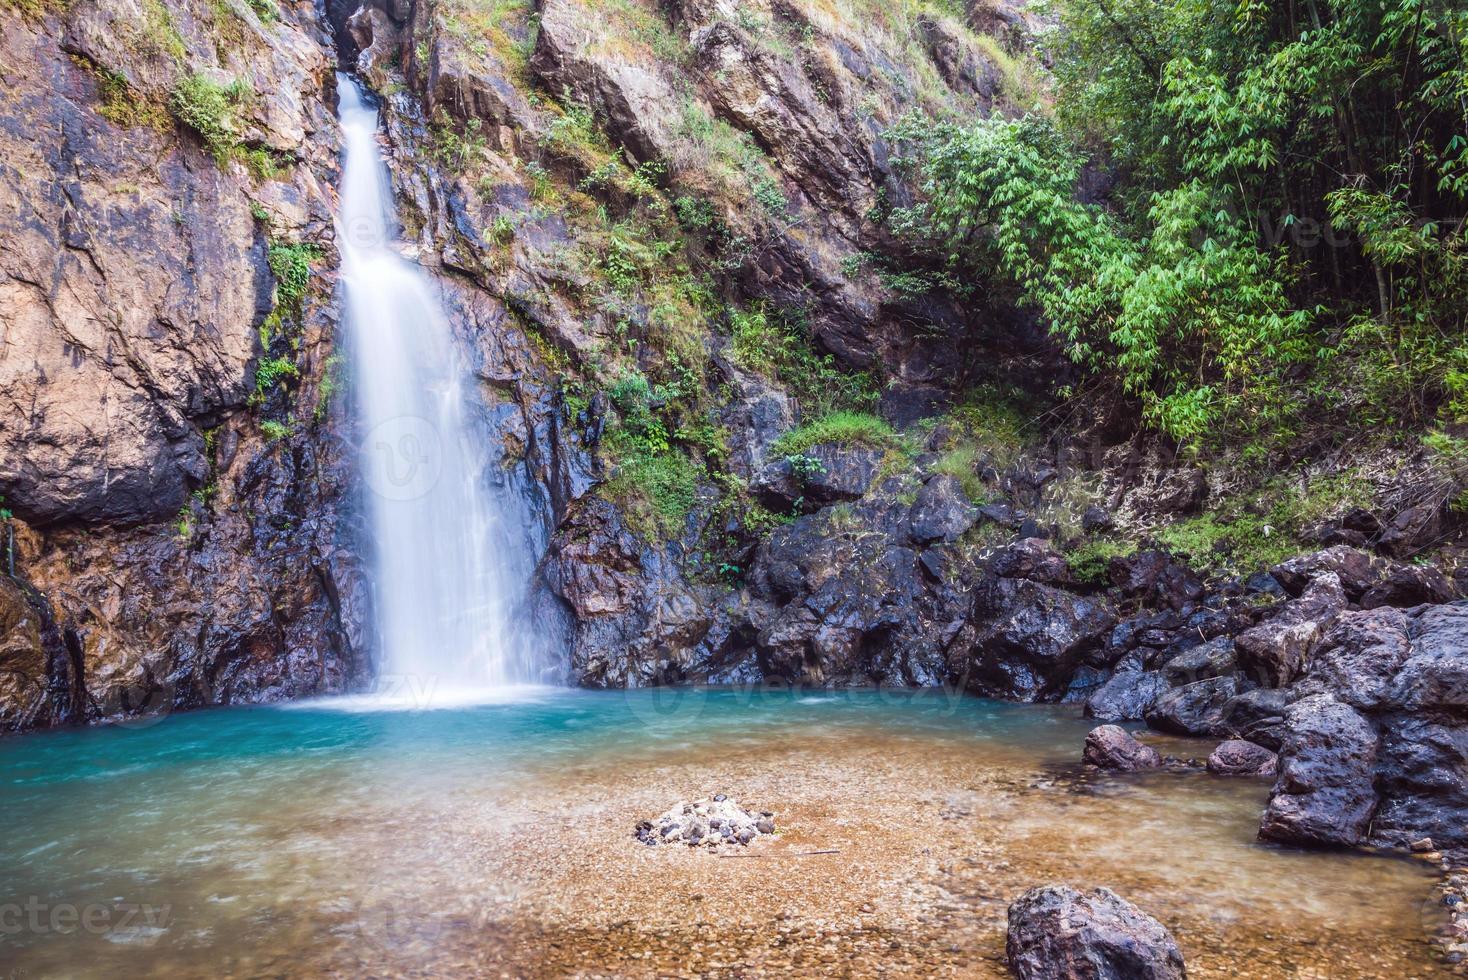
335, 75, 538, 702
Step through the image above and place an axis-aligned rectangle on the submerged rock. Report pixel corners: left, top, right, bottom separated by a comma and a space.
636, 797, 775, 848
1006, 885, 1187, 979
1083, 725, 1162, 771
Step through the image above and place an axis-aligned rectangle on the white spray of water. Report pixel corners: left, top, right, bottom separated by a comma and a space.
334, 75, 540, 704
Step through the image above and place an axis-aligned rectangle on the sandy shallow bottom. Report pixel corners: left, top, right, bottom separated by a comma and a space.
330, 740, 1444, 979
0, 700, 1451, 979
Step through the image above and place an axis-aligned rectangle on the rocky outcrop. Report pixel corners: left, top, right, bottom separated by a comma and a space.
963, 574, 1114, 700
0, 0, 373, 729
1083, 724, 1161, 771
1248, 599, 1468, 850
1006, 885, 1187, 980
525, 0, 1029, 387
1234, 572, 1345, 686
746, 488, 950, 688
543, 498, 713, 687
1259, 694, 1379, 847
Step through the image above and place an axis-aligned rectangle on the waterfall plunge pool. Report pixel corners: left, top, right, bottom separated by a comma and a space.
0, 688, 1445, 977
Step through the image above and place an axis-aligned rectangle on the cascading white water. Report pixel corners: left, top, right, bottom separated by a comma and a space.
336, 75, 537, 701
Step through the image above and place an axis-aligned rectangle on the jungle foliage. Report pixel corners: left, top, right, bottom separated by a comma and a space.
892, 0, 1468, 452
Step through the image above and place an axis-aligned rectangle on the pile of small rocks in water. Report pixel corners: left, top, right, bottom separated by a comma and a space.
635, 795, 775, 847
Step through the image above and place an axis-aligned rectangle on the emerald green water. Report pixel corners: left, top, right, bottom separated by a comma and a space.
0, 689, 1445, 977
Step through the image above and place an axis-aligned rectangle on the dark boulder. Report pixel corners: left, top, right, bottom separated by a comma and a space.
992, 538, 1073, 585
1109, 551, 1204, 610
1081, 505, 1114, 533
1341, 507, 1382, 536
1062, 666, 1111, 704
1206, 740, 1278, 777
1084, 724, 1162, 771
752, 442, 884, 509
1006, 885, 1186, 980
1098, 611, 1181, 669
1259, 694, 1379, 848
1217, 687, 1291, 750
959, 577, 1114, 700
1145, 675, 1241, 736
1360, 562, 1455, 610
1377, 503, 1441, 558
1372, 715, 1468, 850
1243, 571, 1286, 598
1292, 607, 1411, 711
1269, 546, 1381, 600
1235, 573, 1345, 687
907, 474, 977, 544
1160, 637, 1237, 686
978, 502, 1022, 528
1387, 601, 1468, 714
1085, 670, 1169, 722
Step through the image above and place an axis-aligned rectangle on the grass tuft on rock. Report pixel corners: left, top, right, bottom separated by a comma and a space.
771, 412, 896, 457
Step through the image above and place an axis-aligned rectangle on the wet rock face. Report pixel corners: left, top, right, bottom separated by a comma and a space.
1006, 885, 1187, 980
0, 17, 271, 526
1083, 725, 1161, 771
543, 498, 715, 688
0, 577, 61, 732
747, 492, 950, 688
1085, 671, 1169, 722
1259, 694, 1379, 847
636, 796, 776, 848
964, 576, 1115, 701
0, 0, 372, 730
